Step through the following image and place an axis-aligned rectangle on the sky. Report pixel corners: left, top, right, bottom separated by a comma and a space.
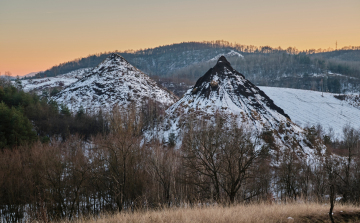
1, 0, 359, 76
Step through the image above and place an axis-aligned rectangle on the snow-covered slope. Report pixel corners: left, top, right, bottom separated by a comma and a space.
166, 56, 291, 130
17, 68, 91, 94
51, 53, 178, 113
259, 87, 360, 139
209, 50, 244, 62
157, 56, 324, 162
57, 68, 92, 79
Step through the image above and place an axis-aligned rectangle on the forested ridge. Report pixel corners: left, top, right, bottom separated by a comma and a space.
29, 41, 360, 94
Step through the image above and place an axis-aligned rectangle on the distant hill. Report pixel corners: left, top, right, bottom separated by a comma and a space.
34, 41, 360, 94
36, 42, 244, 78
23, 72, 40, 77
0, 75, 16, 80
311, 49, 360, 62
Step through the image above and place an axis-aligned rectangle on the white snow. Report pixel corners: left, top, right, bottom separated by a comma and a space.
51, 54, 178, 113
15, 68, 91, 94
154, 58, 326, 165
259, 86, 360, 139
209, 50, 244, 62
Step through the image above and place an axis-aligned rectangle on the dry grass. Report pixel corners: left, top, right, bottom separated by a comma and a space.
58, 202, 360, 223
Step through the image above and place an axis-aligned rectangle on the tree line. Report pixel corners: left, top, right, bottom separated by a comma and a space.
32, 41, 360, 81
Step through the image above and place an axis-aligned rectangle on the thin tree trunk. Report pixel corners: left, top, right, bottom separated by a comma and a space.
329, 184, 335, 223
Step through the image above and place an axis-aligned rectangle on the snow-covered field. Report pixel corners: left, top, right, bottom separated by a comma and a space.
16, 68, 91, 94
259, 86, 360, 139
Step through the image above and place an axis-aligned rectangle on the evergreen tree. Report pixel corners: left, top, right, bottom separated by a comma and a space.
0, 102, 37, 150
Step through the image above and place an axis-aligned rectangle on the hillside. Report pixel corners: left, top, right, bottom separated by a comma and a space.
17, 68, 90, 95
311, 49, 360, 62
32, 42, 360, 94
153, 56, 324, 167
51, 53, 178, 113
20, 53, 360, 140
259, 86, 360, 139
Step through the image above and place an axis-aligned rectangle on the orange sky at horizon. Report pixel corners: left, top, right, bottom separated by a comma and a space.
1, 0, 359, 76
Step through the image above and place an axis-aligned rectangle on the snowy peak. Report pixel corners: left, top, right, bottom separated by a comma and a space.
89, 53, 134, 77
192, 56, 238, 90
159, 57, 325, 163
186, 56, 290, 124
109, 53, 122, 60
101, 53, 125, 66
217, 55, 230, 65
52, 53, 178, 113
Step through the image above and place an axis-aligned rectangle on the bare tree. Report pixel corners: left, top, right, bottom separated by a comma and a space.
147, 142, 179, 206
324, 154, 340, 223
93, 106, 144, 212
217, 126, 265, 204
181, 116, 223, 202
182, 114, 266, 204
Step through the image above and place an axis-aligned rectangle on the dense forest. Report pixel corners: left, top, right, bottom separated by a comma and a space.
1, 80, 360, 222
30, 41, 360, 94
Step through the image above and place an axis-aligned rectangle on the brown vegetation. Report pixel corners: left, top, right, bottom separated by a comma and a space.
2, 108, 360, 222
55, 202, 360, 223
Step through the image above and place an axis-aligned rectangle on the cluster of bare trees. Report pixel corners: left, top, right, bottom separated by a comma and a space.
181, 116, 269, 204
2, 109, 360, 222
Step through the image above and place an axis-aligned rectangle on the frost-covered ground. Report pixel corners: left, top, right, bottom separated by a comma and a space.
259, 86, 360, 139
15, 68, 91, 94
